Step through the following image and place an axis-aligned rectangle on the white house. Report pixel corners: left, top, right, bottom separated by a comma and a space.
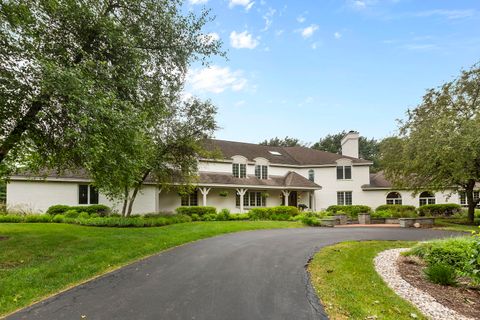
6, 131, 468, 214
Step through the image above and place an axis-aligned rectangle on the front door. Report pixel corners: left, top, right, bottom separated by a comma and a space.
289, 191, 298, 207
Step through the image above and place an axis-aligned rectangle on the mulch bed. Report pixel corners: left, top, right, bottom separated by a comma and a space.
398, 256, 480, 319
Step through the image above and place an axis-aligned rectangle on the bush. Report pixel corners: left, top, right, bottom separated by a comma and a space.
376, 204, 416, 213
46, 205, 71, 215
301, 216, 322, 226
408, 236, 478, 283
201, 213, 218, 221
24, 214, 52, 223
326, 205, 371, 218
418, 204, 462, 217
371, 208, 417, 218
248, 206, 299, 221
216, 209, 230, 221
52, 214, 65, 223
424, 263, 457, 286
0, 214, 23, 223
64, 210, 79, 218
175, 206, 216, 216
228, 213, 249, 221
46, 204, 111, 216
78, 212, 90, 219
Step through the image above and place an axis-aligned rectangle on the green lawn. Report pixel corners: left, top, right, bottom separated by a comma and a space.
309, 241, 426, 320
0, 221, 300, 317
434, 218, 480, 232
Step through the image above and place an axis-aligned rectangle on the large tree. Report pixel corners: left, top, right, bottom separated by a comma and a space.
381, 63, 480, 223
311, 131, 382, 171
259, 136, 308, 147
0, 0, 221, 174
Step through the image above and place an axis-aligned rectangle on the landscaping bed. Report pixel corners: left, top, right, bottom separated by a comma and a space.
308, 241, 425, 320
398, 255, 479, 319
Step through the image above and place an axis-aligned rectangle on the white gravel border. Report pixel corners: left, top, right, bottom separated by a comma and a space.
374, 248, 474, 320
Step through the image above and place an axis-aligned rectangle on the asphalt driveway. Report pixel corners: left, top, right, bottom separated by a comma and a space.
7, 227, 459, 320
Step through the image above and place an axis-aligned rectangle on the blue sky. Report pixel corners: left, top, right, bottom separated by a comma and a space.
185, 0, 480, 144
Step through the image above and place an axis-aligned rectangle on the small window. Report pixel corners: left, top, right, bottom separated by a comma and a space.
78, 184, 99, 205
459, 191, 479, 206
240, 164, 246, 178
79, 185, 89, 204
181, 190, 198, 206
337, 191, 352, 205
386, 192, 402, 205
419, 191, 435, 206
255, 165, 268, 179
233, 163, 239, 177
336, 166, 352, 180
308, 169, 315, 182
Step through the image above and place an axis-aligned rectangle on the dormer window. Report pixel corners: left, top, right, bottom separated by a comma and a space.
255, 165, 268, 179
336, 165, 352, 180
233, 163, 246, 178
308, 169, 315, 182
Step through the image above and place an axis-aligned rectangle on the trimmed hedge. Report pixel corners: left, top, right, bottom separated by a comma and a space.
248, 206, 300, 220
375, 204, 416, 213
175, 206, 217, 216
46, 204, 110, 216
326, 205, 371, 218
418, 204, 462, 217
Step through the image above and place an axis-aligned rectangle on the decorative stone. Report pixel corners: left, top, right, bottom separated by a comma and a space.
399, 218, 435, 228
413, 222, 421, 228
358, 213, 371, 224
334, 214, 348, 225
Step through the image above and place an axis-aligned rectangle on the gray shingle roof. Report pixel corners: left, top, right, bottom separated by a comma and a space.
199, 171, 320, 189
203, 139, 371, 166
362, 171, 393, 189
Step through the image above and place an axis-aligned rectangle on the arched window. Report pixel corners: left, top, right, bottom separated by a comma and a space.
308, 169, 315, 182
386, 192, 402, 205
419, 191, 435, 206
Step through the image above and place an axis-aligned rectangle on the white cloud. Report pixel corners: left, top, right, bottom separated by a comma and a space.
189, 0, 208, 4
262, 8, 276, 31
188, 66, 247, 94
198, 32, 220, 45
297, 15, 306, 23
275, 29, 284, 36
230, 31, 259, 49
229, 0, 255, 11
352, 0, 366, 9
334, 32, 342, 39
413, 9, 476, 20
300, 24, 319, 38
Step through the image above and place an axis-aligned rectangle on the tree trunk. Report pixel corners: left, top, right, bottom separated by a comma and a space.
465, 179, 479, 224
0, 100, 45, 164
125, 170, 151, 217
121, 187, 129, 217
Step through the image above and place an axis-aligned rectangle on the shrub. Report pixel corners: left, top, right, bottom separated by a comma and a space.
301, 216, 322, 226
64, 210, 79, 218
270, 206, 300, 216
201, 213, 218, 221
175, 206, 216, 216
408, 236, 478, 283
248, 206, 299, 221
216, 209, 230, 221
371, 209, 417, 218
24, 214, 52, 223
0, 214, 23, 223
46, 205, 71, 215
326, 205, 371, 218
190, 214, 201, 221
228, 213, 249, 221
78, 212, 90, 219
418, 204, 462, 217
376, 204, 416, 213
424, 263, 457, 286
52, 214, 65, 223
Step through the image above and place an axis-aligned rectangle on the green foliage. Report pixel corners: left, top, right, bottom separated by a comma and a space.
0, 214, 23, 223
52, 214, 65, 223
311, 131, 382, 172
372, 205, 417, 218
228, 213, 249, 221
424, 264, 457, 286
326, 205, 371, 218
216, 209, 230, 221
259, 136, 308, 147
376, 204, 416, 213
408, 237, 479, 284
64, 210, 79, 218
0, 180, 5, 203
175, 206, 217, 216
46, 204, 110, 216
248, 206, 300, 220
380, 63, 480, 223
417, 204, 462, 217
78, 212, 90, 219
301, 216, 322, 226
24, 215, 52, 223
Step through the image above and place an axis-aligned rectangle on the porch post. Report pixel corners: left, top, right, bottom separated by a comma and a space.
236, 188, 248, 213
199, 187, 211, 206
282, 190, 291, 206
311, 191, 316, 211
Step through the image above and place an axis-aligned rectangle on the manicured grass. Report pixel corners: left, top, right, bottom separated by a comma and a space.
309, 241, 426, 320
434, 218, 480, 232
0, 221, 300, 316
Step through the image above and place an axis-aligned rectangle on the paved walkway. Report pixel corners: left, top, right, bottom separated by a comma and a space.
7, 228, 459, 320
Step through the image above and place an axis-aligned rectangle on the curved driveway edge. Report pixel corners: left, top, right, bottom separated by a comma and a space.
7, 227, 460, 320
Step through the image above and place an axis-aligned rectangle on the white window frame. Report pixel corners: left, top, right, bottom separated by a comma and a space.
78, 184, 99, 205
236, 191, 266, 207
308, 169, 315, 182
233, 163, 247, 178
255, 165, 268, 179
336, 166, 352, 180
386, 192, 402, 205
337, 191, 352, 205
419, 191, 435, 206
